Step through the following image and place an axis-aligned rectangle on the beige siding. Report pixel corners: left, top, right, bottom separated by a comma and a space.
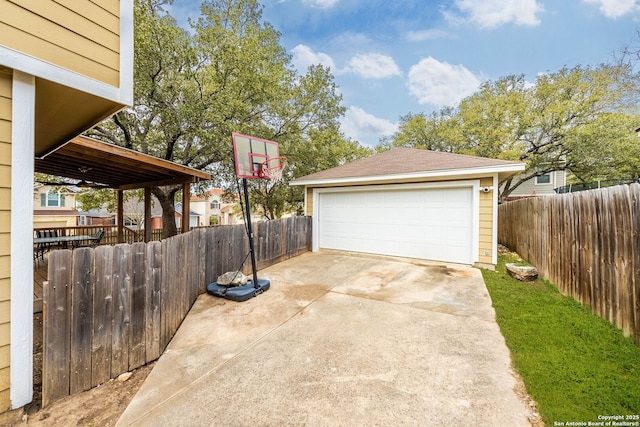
478, 177, 494, 264
0, 0, 121, 87
0, 70, 10, 413
305, 187, 313, 216
509, 170, 565, 197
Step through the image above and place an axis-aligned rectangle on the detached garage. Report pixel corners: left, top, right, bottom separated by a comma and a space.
291, 148, 524, 268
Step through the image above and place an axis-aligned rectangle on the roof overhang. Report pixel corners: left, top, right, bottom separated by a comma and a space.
35, 136, 211, 190
290, 163, 525, 187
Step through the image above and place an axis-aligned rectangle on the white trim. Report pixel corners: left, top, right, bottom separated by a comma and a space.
303, 187, 308, 216
10, 70, 35, 409
291, 163, 525, 187
0, 1, 133, 106
492, 175, 499, 266
311, 180, 480, 264
535, 172, 552, 185
119, 0, 134, 106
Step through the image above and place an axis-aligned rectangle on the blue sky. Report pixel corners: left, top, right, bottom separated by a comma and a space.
168, 0, 640, 146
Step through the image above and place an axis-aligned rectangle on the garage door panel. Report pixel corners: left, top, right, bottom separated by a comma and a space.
318, 187, 474, 264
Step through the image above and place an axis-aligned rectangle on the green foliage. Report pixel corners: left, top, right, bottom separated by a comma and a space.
383, 65, 640, 200
482, 255, 640, 424
87, 0, 366, 231
75, 189, 116, 212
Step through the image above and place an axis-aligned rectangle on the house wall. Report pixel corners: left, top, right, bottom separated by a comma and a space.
305, 187, 313, 216
508, 170, 566, 197
303, 174, 498, 266
33, 187, 77, 210
0, 0, 121, 87
33, 215, 77, 228
0, 69, 11, 412
478, 177, 493, 265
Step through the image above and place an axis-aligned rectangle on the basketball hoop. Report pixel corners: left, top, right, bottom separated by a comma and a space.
259, 156, 288, 183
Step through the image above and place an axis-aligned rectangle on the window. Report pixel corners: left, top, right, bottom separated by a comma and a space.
78, 215, 87, 226
124, 218, 138, 226
40, 190, 66, 207
535, 173, 551, 185
210, 200, 219, 209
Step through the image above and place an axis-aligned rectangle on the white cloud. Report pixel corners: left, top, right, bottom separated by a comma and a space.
583, 0, 638, 18
406, 57, 481, 107
345, 54, 401, 79
405, 29, 453, 42
291, 44, 336, 71
341, 106, 398, 145
304, 0, 339, 9
446, 0, 544, 29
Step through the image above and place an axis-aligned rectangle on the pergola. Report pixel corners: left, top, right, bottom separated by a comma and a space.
35, 136, 211, 242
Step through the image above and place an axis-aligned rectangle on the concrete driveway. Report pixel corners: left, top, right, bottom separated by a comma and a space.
117, 251, 532, 426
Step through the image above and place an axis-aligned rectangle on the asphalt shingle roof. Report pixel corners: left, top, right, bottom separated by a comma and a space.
294, 148, 521, 182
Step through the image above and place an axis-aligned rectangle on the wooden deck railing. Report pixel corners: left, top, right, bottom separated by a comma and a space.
35, 225, 144, 245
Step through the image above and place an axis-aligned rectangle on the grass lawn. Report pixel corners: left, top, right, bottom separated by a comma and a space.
481, 254, 640, 425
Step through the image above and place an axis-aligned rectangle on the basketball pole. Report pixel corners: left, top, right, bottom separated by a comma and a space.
242, 178, 259, 289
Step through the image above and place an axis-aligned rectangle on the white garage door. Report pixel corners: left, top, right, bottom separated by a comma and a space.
317, 186, 475, 264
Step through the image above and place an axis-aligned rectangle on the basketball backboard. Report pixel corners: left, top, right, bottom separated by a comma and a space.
232, 133, 280, 179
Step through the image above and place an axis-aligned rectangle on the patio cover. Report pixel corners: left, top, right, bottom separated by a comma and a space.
35, 136, 210, 190
34, 135, 211, 239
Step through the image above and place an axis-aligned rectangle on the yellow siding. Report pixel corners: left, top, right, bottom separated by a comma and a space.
0, 345, 8, 370
477, 177, 494, 264
0, 302, 8, 324
0, 279, 8, 301
305, 187, 313, 216
0, 0, 120, 87
0, 70, 10, 412
0, 367, 8, 391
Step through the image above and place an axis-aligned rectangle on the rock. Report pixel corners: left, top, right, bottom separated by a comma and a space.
505, 263, 538, 281
117, 372, 133, 382
216, 271, 248, 286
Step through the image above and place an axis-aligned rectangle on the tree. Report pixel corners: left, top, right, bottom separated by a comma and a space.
89, 0, 365, 235
383, 65, 640, 201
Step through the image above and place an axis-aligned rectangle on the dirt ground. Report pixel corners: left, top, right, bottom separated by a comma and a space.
0, 314, 154, 427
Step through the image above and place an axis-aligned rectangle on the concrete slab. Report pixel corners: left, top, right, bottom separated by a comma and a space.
117, 251, 532, 426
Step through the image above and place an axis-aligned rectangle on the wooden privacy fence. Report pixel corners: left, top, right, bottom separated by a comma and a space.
498, 184, 640, 346
42, 216, 312, 406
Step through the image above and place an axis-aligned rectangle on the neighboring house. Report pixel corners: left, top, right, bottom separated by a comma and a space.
33, 185, 80, 228
0, 1, 133, 413
78, 209, 115, 226
503, 170, 567, 200
175, 202, 203, 229
291, 148, 524, 268
190, 188, 238, 225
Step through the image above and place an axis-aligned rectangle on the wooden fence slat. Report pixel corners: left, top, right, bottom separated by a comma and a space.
145, 241, 162, 362
43, 250, 73, 406
129, 242, 147, 370
111, 244, 131, 378
160, 237, 172, 350
204, 227, 217, 285
92, 245, 113, 387
70, 248, 93, 394
197, 228, 207, 295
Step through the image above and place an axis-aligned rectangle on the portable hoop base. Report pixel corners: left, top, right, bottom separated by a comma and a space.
206, 279, 271, 302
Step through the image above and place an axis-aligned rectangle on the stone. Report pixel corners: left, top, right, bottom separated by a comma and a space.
505, 263, 538, 281
216, 271, 248, 286
117, 372, 133, 382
